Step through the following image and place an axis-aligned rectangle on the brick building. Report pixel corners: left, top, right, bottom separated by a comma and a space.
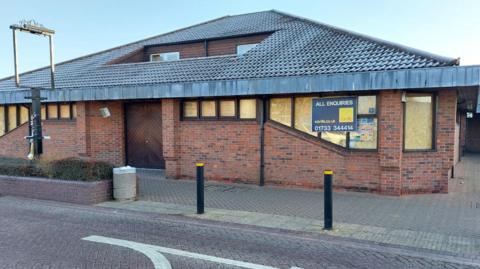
0, 10, 479, 195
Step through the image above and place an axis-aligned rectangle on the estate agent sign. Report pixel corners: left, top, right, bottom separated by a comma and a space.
312, 97, 357, 132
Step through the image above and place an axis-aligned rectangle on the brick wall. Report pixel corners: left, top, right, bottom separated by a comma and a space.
0, 89, 459, 195
0, 120, 78, 160
112, 33, 272, 64
0, 101, 125, 166
0, 175, 112, 205
174, 118, 261, 183
163, 90, 457, 195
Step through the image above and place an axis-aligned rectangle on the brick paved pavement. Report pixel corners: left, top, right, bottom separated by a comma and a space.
1, 196, 479, 269
125, 154, 480, 257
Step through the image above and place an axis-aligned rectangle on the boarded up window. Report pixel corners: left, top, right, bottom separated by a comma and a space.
7, 106, 17, 131
404, 94, 434, 150
219, 100, 236, 117
48, 104, 58, 119
41, 105, 47, 120
349, 118, 377, 149
294, 97, 317, 136
0, 106, 4, 136
358, 96, 376, 115
71, 104, 77, 119
201, 101, 216, 117
183, 101, 198, 118
239, 99, 256, 119
60, 104, 71, 119
269, 98, 291, 126
321, 132, 347, 147
19, 106, 29, 124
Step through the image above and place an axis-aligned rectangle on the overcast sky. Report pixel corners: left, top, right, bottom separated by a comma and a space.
1, 0, 479, 79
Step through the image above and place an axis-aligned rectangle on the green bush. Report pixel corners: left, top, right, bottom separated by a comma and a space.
0, 156, 113, 181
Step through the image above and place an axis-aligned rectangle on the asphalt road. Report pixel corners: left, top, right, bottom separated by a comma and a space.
0, 196, 478, 269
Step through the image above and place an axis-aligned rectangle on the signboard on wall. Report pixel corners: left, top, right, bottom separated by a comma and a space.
312, 97, 357, 132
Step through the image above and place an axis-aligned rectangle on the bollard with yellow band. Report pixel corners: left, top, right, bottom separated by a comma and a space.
324, 170, 333, 230
196, 163, 205, 214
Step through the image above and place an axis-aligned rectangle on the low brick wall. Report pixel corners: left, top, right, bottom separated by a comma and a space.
0, 175, 112, 205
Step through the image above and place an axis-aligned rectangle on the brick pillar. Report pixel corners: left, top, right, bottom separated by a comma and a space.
436, 90, 457, 192
75, 102, 90, 157
378, 91, 403, 195
162, 99, 180, 178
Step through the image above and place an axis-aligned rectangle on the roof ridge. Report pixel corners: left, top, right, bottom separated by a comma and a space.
270, 9, 459, 65
0, 14, 234, 82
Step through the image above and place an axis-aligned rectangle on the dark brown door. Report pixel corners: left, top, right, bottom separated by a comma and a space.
125, 102, 165, 169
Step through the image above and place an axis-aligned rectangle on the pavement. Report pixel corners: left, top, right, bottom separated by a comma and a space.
99, 154, 480, 260
0, 196, 479, 269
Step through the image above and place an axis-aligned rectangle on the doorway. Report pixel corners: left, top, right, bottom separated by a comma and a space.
125, 102, 165, 169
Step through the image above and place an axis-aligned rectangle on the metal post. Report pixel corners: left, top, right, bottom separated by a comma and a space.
196, 163, 205, 214
324, 170, 333, 230
12, 29, 19, 87
48, 35, 55, 90
25, 88, 45, 158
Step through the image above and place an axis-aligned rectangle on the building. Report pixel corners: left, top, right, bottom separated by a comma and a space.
0, 10, 479, 195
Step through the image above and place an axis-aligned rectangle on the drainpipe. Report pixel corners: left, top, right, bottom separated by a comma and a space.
259, 96, 266, 186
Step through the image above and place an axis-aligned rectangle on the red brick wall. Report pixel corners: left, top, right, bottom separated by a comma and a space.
264, 122, 381, 191
0, 101, 125, 166
79, 101, 125, 166
163, 90, 456, 195
112, 33, 272, 64
0, 120, 78, 160
175, 119, 261, 183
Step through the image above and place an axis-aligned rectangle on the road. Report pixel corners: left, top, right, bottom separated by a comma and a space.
0, 196, 477, 269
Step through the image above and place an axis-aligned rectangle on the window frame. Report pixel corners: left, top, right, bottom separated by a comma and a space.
150, 52, 180, 62
236, 43, 258, 55
402, 92, 437, 152
267, 93, 379, 151
181, 98, 258, 121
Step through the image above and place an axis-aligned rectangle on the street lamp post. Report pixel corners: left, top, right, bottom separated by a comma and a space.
9, 20, 55, 159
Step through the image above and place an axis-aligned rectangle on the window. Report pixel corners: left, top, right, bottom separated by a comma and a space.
41, 105, 47, 120
0, 106, 4, 136
72, 104, 77, 119
321, 132, 347, 147
220, 100, 236, 117
47, 104, 58, 119
404, 93, 434, 150
294, 97, 317, 136
201, 101, 216, 117
183, 101, 198, 118
150, 52, 180, 62
19, 106, 29, 125
239, 99, 257, 119
269, 95, 378, 150
236, 44, 258, 55
59, 104, 71, 119
182, 98, 256, 120
7, 106, 17, 131
269, 98, 292, 126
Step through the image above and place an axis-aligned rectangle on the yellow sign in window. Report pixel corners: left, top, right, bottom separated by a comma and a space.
339, 107, 354, 123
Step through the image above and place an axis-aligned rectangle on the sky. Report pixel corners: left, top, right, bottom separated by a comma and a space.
1, 0, 479, 79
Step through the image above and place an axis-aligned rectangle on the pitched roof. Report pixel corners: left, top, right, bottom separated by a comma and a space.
0, 10, 458, 92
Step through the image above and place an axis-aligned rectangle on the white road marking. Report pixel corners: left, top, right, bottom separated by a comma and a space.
84, 235, 171, 269
83, 235, 303, 269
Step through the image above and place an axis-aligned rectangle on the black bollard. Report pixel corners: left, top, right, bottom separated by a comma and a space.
196, 163, 205, 214
324, 170, 333, 230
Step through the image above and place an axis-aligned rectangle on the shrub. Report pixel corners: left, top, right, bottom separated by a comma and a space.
43, 157, 114, 181
0, 156, 113, 181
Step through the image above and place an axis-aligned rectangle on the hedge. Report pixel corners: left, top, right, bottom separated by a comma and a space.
0, 156, 113, 181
